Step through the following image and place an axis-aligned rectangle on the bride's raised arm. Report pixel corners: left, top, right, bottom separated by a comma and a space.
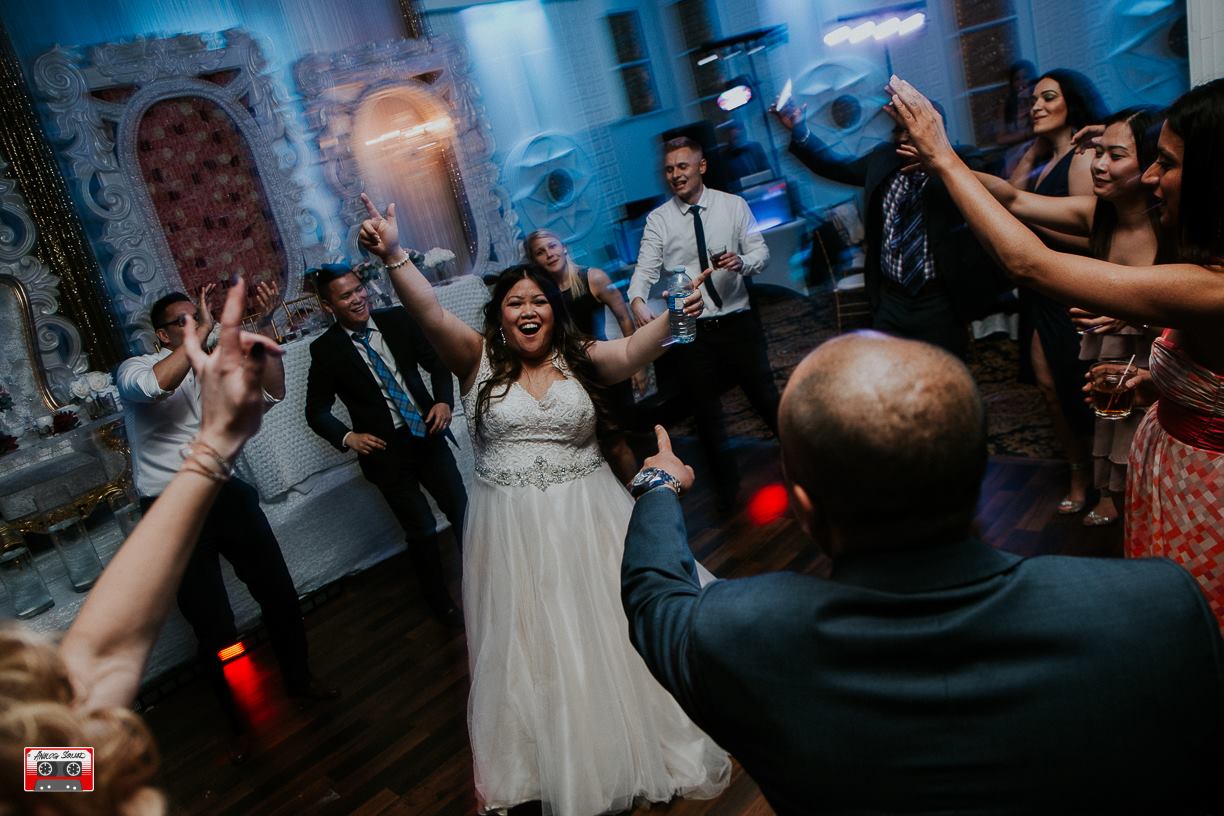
358, 194, 485, 391
586, 269, 709, 385
887, 77, 1224, 336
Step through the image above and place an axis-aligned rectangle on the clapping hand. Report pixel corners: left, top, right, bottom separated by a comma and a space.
182, 277, 284, 463
196, 282, 218, 340
253, 279, 282, 329
358, 193, 401, 262
643, 425, 695, 494
885, 76, 956, 173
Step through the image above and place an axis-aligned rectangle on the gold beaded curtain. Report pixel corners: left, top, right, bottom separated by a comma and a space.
0, 21, 125, 370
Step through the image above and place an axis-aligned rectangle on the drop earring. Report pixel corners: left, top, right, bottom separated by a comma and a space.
499, 327, 506, 344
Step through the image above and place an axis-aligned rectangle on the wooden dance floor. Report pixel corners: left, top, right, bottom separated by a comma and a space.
144, 439, 1121, 815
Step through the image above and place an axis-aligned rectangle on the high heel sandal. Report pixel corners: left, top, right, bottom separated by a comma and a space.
1057, 461, 1090, 515
1082, 510, 1118, 526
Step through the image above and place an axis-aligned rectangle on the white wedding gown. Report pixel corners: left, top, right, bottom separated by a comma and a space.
460, 345, 730, 815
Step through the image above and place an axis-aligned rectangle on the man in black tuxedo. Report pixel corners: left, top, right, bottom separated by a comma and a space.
621, 332, 1224, 815
774, 102, 1006, 359
305, 264, 467, 624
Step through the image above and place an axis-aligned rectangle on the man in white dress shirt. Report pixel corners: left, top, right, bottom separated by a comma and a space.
116, 281, 335, 763
628, 136, 779, 510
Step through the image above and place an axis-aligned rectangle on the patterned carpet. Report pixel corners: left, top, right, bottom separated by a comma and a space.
676, 284, 1058, 460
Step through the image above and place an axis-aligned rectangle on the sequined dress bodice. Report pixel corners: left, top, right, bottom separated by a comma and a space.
461, 344, 603, 490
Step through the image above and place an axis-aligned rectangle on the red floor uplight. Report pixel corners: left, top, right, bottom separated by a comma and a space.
216, 641, 246, 662
746, 482, 789, 526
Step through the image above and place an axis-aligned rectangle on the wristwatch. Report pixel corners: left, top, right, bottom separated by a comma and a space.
629, 467, 682, 498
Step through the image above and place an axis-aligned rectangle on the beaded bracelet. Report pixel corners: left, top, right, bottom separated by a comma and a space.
385, 254, 412, 271
180, 460, 228, 483
178, 438, 235, 481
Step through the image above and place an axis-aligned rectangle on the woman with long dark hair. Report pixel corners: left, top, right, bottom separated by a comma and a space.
888, 76, 1224, 631
972, 106, 1164, 525
357, 195, 729, 815
1003, 69, 1107, 517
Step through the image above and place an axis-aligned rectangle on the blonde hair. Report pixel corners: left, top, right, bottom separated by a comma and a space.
0, 624, 165, 816
524, 229, 586, 297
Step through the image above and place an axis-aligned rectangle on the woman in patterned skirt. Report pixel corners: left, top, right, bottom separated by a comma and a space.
889, 76, 1224, 630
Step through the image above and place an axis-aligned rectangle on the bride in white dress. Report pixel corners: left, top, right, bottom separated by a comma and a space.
358, 196, 730, 815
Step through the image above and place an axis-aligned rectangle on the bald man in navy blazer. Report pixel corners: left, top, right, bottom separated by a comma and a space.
306, 264, 467, 624
621, 333, 1224, 815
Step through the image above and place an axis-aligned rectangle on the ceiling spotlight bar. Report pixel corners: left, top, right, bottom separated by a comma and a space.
822, 2, 927, 47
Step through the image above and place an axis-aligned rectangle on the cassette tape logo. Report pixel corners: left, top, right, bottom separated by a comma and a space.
24, 747, 94, 793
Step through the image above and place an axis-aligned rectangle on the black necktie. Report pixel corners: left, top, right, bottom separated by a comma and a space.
689, 205, 723, 308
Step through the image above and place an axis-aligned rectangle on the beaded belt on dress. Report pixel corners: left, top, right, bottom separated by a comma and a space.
475, 450, 604, 491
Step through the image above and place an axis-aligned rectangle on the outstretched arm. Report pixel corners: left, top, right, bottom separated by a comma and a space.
621, 426, 702, 711
358, 194, 484, 392
888, 77, 1224, 334
588, 270, 708, 384
60, 279, 282, 713
973, 170, 1096, 237
589, 267, 637, 340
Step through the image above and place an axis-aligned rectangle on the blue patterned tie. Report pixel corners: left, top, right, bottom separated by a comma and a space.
890, 173, 928, 295
352, 329, 427, 437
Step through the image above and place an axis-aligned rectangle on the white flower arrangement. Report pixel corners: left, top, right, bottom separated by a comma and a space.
86, 371, 112, 392
71, 371, 114, 400
422, 247, 455, 270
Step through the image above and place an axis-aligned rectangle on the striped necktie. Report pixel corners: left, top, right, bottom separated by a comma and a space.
889, 173, 929, 295
352, 329, 427, 437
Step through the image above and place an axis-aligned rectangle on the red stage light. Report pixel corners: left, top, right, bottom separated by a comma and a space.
746, 483, 789, 526
216, 642, 246, 662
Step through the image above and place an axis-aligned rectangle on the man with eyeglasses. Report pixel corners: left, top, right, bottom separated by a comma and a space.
116, 280, 337, 765
304, 263, 467, 627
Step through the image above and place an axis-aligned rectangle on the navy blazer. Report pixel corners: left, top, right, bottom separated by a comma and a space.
305, 307, 455, 484
622, 489, 1224, 815
790, 136, 1010, 324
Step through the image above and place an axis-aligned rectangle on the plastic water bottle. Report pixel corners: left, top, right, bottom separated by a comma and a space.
665, 268, 696, 344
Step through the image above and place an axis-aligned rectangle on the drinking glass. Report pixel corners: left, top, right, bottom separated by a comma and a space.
1089, 359, 1136, 420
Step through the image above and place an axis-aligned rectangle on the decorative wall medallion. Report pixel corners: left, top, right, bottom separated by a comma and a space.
504, 132, 598, 244
794, 56, 891, 158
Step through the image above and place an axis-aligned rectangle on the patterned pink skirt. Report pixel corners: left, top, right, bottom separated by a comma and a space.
1126, 408, 1224, 631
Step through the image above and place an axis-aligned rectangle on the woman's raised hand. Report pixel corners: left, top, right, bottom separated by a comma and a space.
358, 193, 401, 261
1071, 124, 1106, 154
182, 277, 284, 462
885, 76, 957, 173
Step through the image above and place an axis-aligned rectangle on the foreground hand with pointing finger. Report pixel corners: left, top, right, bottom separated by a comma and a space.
640, 425, 696, 494
358, 192, 403, 262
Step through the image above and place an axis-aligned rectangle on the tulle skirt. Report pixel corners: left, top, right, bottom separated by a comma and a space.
463, 463, 730, 815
